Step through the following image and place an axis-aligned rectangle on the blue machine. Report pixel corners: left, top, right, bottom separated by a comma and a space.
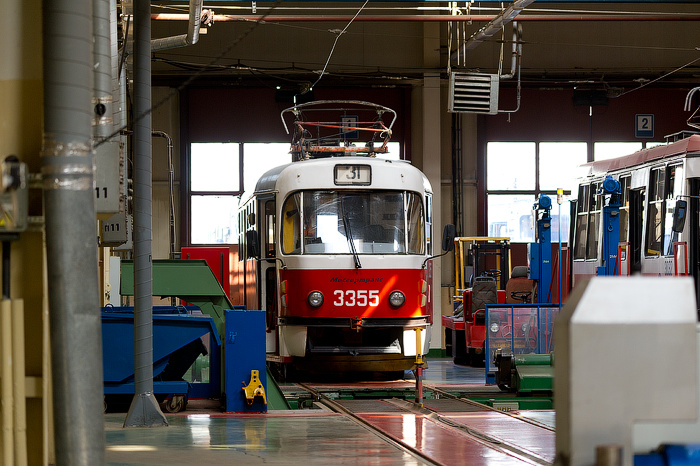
528, 195, 552, 303
102, 306, 221, 411
105, 260, 271, 413
597, 176, 622, 276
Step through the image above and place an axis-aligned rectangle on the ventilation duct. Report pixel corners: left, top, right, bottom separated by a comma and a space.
448, 72, 499, 114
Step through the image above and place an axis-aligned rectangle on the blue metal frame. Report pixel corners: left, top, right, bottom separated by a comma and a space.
598, 176, 621, 276
484, 303, 560, 384
529, 196, 552, 303
102, 306, 221, 398
224, 309, 267, 413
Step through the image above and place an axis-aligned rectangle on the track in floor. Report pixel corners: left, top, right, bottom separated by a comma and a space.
295, 381, 555, 465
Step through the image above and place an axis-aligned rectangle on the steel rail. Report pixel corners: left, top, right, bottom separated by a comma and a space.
423, 383, 556, 432
382, 397, 553, 466
294, 383, 441, 466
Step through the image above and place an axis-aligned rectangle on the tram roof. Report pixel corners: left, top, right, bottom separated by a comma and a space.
580, 134, 700, 178
253, 156, 431, 195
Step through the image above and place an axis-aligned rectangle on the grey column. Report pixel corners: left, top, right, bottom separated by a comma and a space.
41, 0, 106, 464
123, 0, 168, 427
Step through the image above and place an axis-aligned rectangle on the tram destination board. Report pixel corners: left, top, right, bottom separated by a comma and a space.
335, 165, 371, 185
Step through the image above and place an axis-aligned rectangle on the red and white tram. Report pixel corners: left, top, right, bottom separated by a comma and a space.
572, 134, 700, 309
238, 102, 449, 375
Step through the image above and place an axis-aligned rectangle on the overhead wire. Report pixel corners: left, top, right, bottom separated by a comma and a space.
303, 0, 371, 95
615, 53, 700, 98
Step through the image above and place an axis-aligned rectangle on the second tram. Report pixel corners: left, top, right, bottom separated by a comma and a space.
572, 134, 700, 311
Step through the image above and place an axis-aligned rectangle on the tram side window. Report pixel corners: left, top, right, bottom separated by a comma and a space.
264, 200, 276, 258
663, 165, 684, 255
586, 183, 601, 260
646, 168, 665, 256
281, 193, 301, 255
238, 203, 256, 261
619, 177, 631, 243
574, 184, 589, 260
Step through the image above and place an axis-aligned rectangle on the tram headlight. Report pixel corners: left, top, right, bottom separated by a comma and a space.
389, 291, 405, 308
307, 291, 324, 308
490, 322, 500, 333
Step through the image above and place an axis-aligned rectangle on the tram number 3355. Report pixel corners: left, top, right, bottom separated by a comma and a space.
334, 290, 379, 307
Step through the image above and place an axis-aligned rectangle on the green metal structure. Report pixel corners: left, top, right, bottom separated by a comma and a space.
119, 259, 290, 410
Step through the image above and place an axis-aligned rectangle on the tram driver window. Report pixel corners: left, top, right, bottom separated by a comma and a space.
281, 193, 301, 255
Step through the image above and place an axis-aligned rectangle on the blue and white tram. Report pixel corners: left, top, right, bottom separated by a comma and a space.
572, 134, 700, 310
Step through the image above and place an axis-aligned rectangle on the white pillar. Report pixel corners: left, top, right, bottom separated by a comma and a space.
420, 18, 443, 352
422, 73, 442, 350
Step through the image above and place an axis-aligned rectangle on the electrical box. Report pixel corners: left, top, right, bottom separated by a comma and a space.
101, 212, 132, 248
94, 139, 123, 216
0, 160, 28, 233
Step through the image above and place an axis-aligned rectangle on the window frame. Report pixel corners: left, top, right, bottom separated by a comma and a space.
485, 141, 580, 243
188, 142, 244, 245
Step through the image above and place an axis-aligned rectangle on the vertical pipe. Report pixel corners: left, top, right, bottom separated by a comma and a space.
12, 299, 28, 466
124, 0, 168, 427
93, 0, 112, 139
1, 300, 14, 466
41, 0, 105, 464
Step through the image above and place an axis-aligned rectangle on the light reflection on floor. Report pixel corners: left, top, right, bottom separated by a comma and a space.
105, 358, 554, 465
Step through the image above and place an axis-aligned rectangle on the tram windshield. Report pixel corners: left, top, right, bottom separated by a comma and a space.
281, 190, 425, 255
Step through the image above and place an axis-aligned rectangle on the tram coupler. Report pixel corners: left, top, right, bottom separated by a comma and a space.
414, 327, 424, 407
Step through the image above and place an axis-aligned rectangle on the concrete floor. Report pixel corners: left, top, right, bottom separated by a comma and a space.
105, 359, 555, 465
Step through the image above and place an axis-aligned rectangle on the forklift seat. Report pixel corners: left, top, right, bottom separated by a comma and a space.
506, 266, 535, 304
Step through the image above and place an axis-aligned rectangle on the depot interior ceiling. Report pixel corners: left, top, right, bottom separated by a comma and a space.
147, 2, 700, 89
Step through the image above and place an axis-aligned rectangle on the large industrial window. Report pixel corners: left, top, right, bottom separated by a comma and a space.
189, 142, 291, 244
486, 142, 583, 242
190, 143, 242, 244
593, 142, 643, 161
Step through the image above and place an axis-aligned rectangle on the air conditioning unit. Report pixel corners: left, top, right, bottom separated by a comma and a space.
449, 72, 499, 114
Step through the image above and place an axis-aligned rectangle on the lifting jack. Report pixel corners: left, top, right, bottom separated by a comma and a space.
242, 370, 267, 406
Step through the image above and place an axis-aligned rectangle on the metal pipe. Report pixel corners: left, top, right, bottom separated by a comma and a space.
464, 0, 535, 52
499, 23, 523, 115
152, 13, 700, 22
1, 300, 14, 466
152, 130, 177, 262
124, 0, 168, 427
93, 0, 113, 139
151, 0, 203, 51
41, 0, 105, 463
499, 22, 519, 80
12, 299, 27, 466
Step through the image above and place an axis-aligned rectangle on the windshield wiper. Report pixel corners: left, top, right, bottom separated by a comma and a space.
340, 196, 362, 269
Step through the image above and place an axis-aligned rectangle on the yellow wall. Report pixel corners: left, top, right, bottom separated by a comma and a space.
0, 0, 53, 464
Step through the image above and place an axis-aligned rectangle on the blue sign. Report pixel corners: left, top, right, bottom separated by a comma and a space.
635, 114, 654, 138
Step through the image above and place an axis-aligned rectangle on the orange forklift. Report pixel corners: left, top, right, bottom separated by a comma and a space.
443, 237, 535, 365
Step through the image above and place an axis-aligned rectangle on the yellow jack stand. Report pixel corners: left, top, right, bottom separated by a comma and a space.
242, 370, 267, 406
